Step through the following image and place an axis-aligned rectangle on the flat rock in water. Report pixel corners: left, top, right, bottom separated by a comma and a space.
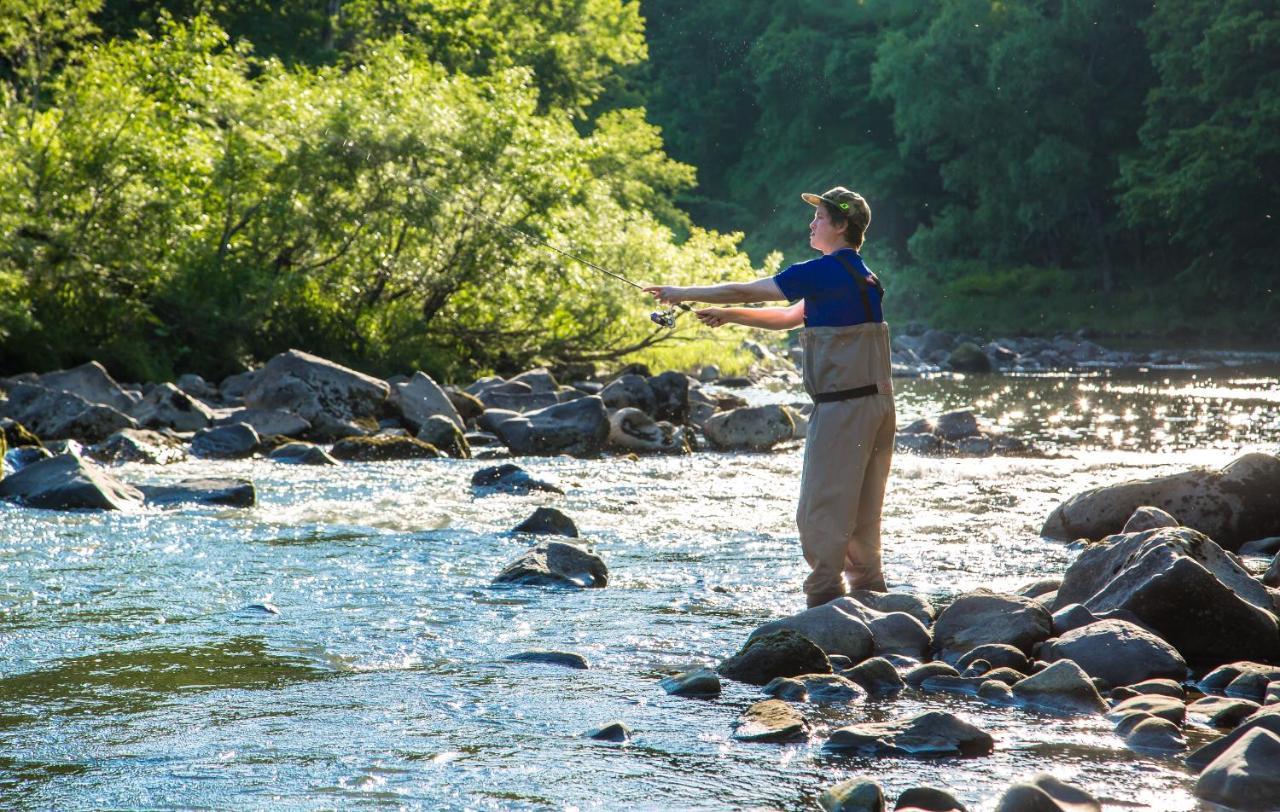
1051, 527, 1280, 665
824, 710, 994, 757
993, 774, 1101, 812
0, 453, 143, 510
750, 600, 875, 662
1040, 619, 1187, 687
191, 423, 260, 459
817, 777, 884, 812
701, 405, 795, 451
1195, 728, 1280, 809
213, 408, 311, 438
493, 540, 607, 588
894, 786, 967, 811
89, 428, 187, 465
932, 588, 1051, 662
493, 396, 610, 457
471, 464, 563, 495
1041, 452, 1280, 550
659, 668, 721, 698
1011, 660, 1109, 716
505, 650, 589, 669
717, 629, 831, 685
585, 721, 631, 742
512, 507, 578, 537
138, 478, 256, 508
330, 435, 442, 461
268, 442, 338, 466
732, 699, 809, 743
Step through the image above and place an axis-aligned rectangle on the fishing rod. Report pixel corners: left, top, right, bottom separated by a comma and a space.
411, 173, 693, 328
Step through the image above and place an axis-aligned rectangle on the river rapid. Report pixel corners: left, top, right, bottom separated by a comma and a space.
3, 363, 1279, 810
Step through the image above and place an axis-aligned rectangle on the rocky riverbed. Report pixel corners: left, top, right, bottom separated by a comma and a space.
2, 342, 1280, 810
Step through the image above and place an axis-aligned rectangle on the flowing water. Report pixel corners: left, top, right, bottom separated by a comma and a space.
3, 363, 1280, 810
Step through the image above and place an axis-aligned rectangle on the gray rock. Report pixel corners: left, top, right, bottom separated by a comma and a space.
417, 414, 470, 459
1040, 619, 1187, 686
1121, 505, 1180, 533
1195, 727, 1280, 808
946, 343, 992, 373
824, 711, 994, 757
505, 650, 589, 669
494, 396, 610, 457
932, 589, 1052, 662
192, 423, 260, 459
470, 464, 563, 495
1051, 527, 1280, 664
843, 657, 904, 695
212, 408, 311, 438
600, 374, 656, 415
88, 428, 187, 465
330, 435, 442, 461
585, 721, 631, 742
477, 408, 521, 434
607, 408, 689, 455
904, 661, 959, 687
1011, 659, 1109, 716
1018, 578, 1062, 600
218, 370, 258, 404
510, 368, 559, 394
764, 673, 864, 704
175, 373, 218, 402
0, 453, 142, 510
956, 644, 1030, 674
34, 361, 137, 411
1041, 452, 1280, 550
1269, 681, 1280, 706
978, 679, 1017, 706
129, 382, 214, 431
718, 629, 831, 685
444, 387, 484, 422
1227, 670, 1275, 704
993, 774, 1100, 812
1240, 536, 1280, 557
1108, 694, 1185, 726
659, 667, 721, 697
268, 442, 339, 466
1198, 663, 1280, 696
848, 590, 936, 626
818, 777, 884, 812
4, 445, 53, 474
701, 405, 795, 451
895, 786, 968, 811
244, 349, 389, 425
138, 478, 255, 508
732, 699, 809, 743
1187, 707, 1280, 771
1189, 696, 1261, 728
648, 371, 691, 424
749, 600, 875, 662
1124, 678, 1185, 699
493, 540, 607, 588
2, 382, 137, 442
479, 391, 559, 413
512, 507, 578, 538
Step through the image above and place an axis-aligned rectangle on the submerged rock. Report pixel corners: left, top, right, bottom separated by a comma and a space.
268, 442, 339, 466
137, 478, 255, 508
658, 668, 721, 698
505, 650, 589, 669
717, 629, 831, 685
896, 409, 1041, 458
493, 540, 607, 588
471, 464, 563, 495
511, 507, 579, 538
330, 435, 442, 461
824, 711, 994, 757
0, 453, 142, 510
585, 721, 631, 742
732, 699, 809, 743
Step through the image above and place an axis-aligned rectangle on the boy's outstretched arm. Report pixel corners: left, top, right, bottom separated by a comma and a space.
696, 301, 804, 330
643, 276, 786, 305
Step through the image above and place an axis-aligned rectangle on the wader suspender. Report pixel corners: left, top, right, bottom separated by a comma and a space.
811, 253, 886, 405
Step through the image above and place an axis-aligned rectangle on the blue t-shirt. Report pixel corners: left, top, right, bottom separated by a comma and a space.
772, 248, 883, 327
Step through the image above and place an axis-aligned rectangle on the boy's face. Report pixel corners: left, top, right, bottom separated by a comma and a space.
809, 205, 847, 254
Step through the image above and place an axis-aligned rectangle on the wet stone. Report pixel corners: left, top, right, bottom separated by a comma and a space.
139, 478, 256, 508
471, 463, 564, 495
505, 650, 589, 669
1107, 694, 1185, 726
824, 710, 994, 757
493, 540, 607, 589
659, 668, 721, 698
511, 507, 578, 538
268, 442, 339, 466
1188, 696, 1260, 728
904, 661, 958, 687
895, 786, 967, 811
817, 777, 884, 812
585, 721, 631, 742
842, 657, 903, 695
732, 699, 809, 743
330, 434, 442, 461
993, 774, 1101, 812
717, 629, 831, 686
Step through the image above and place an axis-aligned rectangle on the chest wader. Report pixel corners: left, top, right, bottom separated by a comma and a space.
796, 256, 896, 607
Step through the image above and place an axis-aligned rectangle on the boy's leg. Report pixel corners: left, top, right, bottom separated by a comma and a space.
844, 398, 896, 592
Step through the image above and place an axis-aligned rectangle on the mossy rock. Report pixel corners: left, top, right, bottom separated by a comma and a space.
330, 435, 443, 461
1, 417, 43, 449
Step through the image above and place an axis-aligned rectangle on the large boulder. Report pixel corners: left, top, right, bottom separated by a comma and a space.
2, 383, 137, 442
1039, 619, 1187, 687
191, 423, 260, 459
0, 453, 143, 510
388, 371, 464, 431
1011, 659, 1109, 716
493, 540, 608, 588
243, 349, 389, 426
607, 407, 690, 455
1186, 708, 1280, 771
824, 711, 994, 756
89, 428, 188, 465
1195, 727, 1280, 810
932, 589, 1052, 662
1041, 453, 1280, 549
717, 629, 832, 685
828, 596, 932, 661
494, 396, 610, 457
212, 408, 311, 438
129, 382, 214, 432
702, 405, 795, 452
749, 601, 875, 662
1051, 527, 1280, 665
33, 361, 137, 412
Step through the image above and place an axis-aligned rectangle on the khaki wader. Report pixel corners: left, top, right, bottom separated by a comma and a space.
797, 321, 896, 607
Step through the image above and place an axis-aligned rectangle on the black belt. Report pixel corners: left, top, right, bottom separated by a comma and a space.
812, 384, 879, 403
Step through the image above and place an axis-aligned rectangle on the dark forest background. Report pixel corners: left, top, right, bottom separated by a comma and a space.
2, 1, 1275, 382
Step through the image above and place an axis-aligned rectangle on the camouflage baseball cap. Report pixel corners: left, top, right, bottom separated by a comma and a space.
801, 186, 868, 216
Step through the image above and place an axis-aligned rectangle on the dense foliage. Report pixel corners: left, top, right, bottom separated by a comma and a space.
1, 0, 1275, 381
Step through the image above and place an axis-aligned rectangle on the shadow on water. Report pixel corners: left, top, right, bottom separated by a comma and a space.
0, 636, 341, 725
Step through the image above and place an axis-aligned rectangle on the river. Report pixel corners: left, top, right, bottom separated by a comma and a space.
3, 362, 1279, 810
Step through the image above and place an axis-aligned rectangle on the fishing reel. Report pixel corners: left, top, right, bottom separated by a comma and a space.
649, 303, 693, 329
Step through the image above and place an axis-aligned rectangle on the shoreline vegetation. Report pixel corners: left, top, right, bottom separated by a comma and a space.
2, 1, 1276, 386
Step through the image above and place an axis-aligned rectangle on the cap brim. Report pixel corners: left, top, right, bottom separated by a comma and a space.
800, 192, 823, 207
